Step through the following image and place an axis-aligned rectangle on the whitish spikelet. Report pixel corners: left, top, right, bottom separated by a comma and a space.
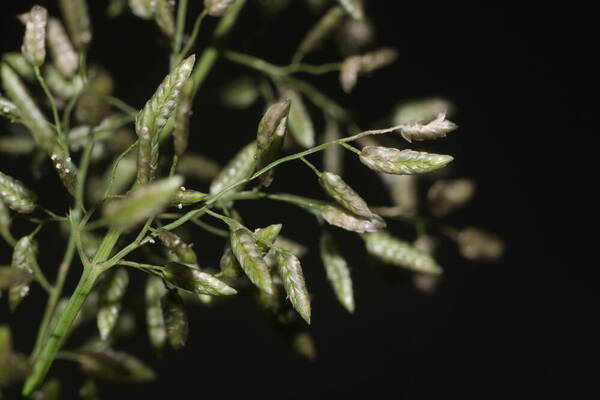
427, 178, 475, 217
400, 113, 458, 143
44, 65, 84, 99
50, 144, 78, 196
103, 176, 183, 231
337, 0, 364, 20
204, 0, 236, 17
283, 89, 314, 148
145, 276, 167, 351
255, 99, 290, 170
155, 0, 176, 37
276, 251, 311, 324
320, 231, 354, 312
161, 290, 188, 349
319, 171, 372, 218
21, 5, 48, 67
321, 204, 385, 233
230, 228, 273, 294
363, 231, 441, 274
136, 55, 195, 184
294, 6, 345, 62
173, 81, 193, 156
58, 0, 92, 50
209, 141, 256, 194
359, 146, 453, 175
3, 53, 35, 81
1, 63, 55, 151
9, 235, 38, 311
457, 227, 505, 261
47, 18, 78, 77
340, 48, 398, 93
0, 171, 36, 213
97, 268, 129, 340
129, 0, 156, 19
156, 228, 198, 265
162, 262, 237, 295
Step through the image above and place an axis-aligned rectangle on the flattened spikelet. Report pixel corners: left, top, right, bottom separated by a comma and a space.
58, 0, 92, 50
230, 228, 273, 294
255, 99, 290, 170
363, 231, 442, 274
319, 231, 354, 312
145, 276, 167, 351
129, 0, 155, 19
321, 204, 385, 233
47, 18, 78, 77
427, 178, 475, 217
136, 56, 195, 184
9, 235, 38, 311
50, 145, 78, 196
75, 349, 155, 383
157, 228, 198, 265
359, 146, 453, 175
155, 0, 176, 37
97, 268, 129, 340
340, 48, 398, 93
457, 227, 505, 261
283, 89, 314, 148
1, 63, 55, 150
204, 0, 236, 17
393, 97, 453, 125
209, 141, 256, 194
276, 251, 311, 324
319, 171, 372, 218
162, 262, 237, 295
161, 290, 188, 349
173, 81, 193, 156
0, 170, 36, 213
21, 5, 47, 67
400, 113, 458, 143
0, 266, 33, 290
103, 176, 183, 231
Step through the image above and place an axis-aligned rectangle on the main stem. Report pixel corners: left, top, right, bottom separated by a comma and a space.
22, 266, 100, 397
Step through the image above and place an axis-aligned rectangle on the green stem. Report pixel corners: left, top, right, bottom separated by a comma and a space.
159, 0, 246, 144
224, 50, 340, 77
300, 156, 322, 177
22, 265, 100, 398
172, 0, 189, 66
174, 9, 207, 67
33, 67, 65, 144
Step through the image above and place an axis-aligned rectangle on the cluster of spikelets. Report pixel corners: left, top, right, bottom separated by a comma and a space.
1, 0, 504, 397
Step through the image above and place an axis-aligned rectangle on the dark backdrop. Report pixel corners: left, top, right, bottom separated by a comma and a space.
1, 1, 595, 399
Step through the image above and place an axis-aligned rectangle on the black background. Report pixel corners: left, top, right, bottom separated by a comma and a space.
1, 1, 596, 399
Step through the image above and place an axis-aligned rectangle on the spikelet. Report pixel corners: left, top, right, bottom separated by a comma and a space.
173, 81, 193, 156
276, 251, 311, 324
161, 262, 237, 295
9, 235, 38, 311
294, 6, 345, 62
319, 230, 354, 312
457, 227, 505, 261
47, 18, 78, 77
319, 171, 372, 218
0, 199, 11, 238
74, 349, 155, 383
135, 56, 195, 183
103, 176, 183, 231
170, 187, 207, 207
21, 5, 48, 67
359, 146, 453, 175
337, 0, 364, 20
255, 99, 290, 170
219, 76, 259, 109
3, 53, 35, 81
177, 153, 221, 181
155, 0, 176, 37
204, 0, 236, 17
0, 171, 36, 213
97, 268, 129, 340
282, 89, 314, 148
156, 228, 198, 265
427, 178, 475, 217
161, 290, 188, 349
323, 118, 343, 174
340, 48, 398, 93
230, 228, 273, 294
58, 0, 92, 50
145, 276, 167, 351
44, 65, 84, 99
363, 231, 441, 274
1, 63, 54, 151
321, 204, 385, 233
209, 141, 256, 195
129, 0, 156, 19
50, 144, 78, 196
400, 113, 458, 143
